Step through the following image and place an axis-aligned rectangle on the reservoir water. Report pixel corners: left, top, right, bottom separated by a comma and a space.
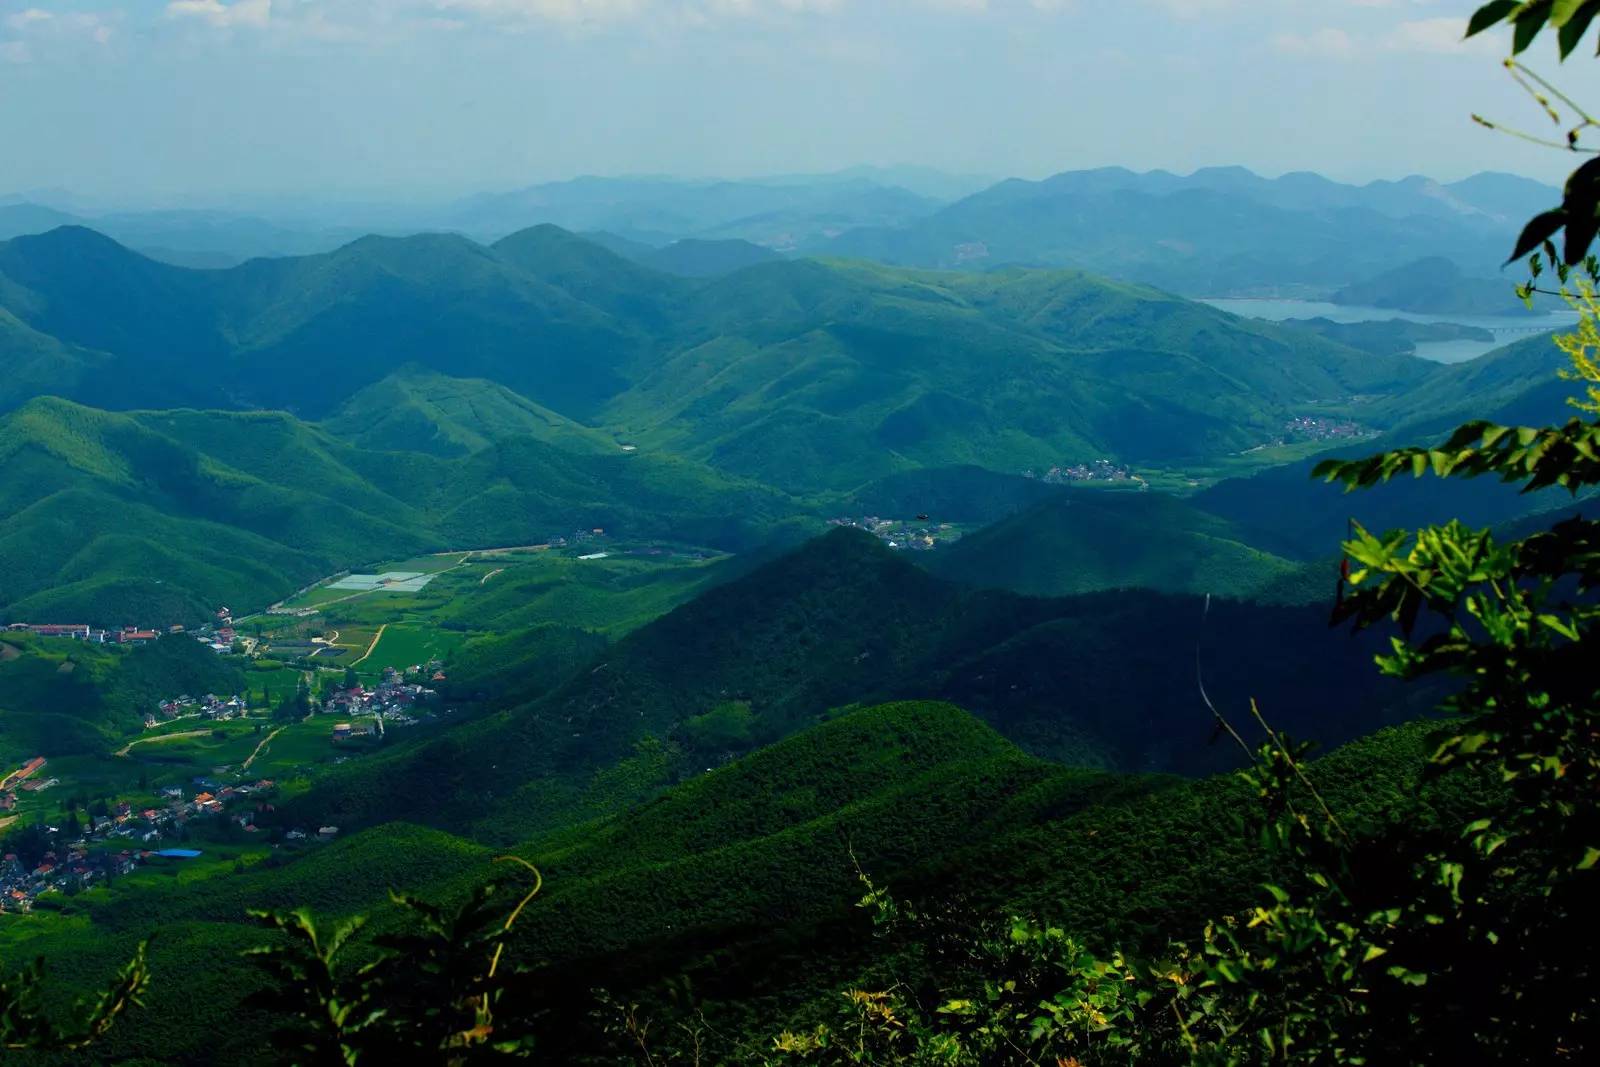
1200, 298, 1580, 365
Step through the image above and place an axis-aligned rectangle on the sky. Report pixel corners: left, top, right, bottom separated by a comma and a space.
1, 0, 1596, 206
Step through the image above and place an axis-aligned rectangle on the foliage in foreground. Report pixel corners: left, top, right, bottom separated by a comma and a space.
0, 942, 148, 1053
244, 857, 544, 1065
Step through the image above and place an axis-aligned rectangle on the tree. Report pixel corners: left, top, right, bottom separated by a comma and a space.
245, 859, 543, 1064
0, 945, 148, 1053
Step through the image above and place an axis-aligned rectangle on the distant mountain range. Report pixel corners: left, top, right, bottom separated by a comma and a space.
821, 166, 1553, 309
0, 223, 1431, 468
2, 215, 1576, 624
1, 167, 1558, 312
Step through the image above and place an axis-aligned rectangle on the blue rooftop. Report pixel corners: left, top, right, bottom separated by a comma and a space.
154, 849, 203, 859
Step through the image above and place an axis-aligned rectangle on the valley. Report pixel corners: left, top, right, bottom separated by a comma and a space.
0, 147, 1594, 1067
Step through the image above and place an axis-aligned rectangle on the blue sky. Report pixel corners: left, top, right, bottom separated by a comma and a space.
0, 1, 1593, 204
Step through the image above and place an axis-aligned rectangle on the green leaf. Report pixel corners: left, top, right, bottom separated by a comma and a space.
1563, 201, 1600, 265
1513, 1, 1556, 53
1553, 0, 1588, 23
1557, 2, 1600, 55
1468, 0, 1520, 36
1507, 208, 1567, 264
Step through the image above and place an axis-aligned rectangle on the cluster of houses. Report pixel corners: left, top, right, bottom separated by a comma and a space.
198, 624, 240, 654
0, 757, 53, 811
0, 846, 139, 911
4, 607, 243, 655
827, 516, 959, 551
1027, 459, 1140, 485
4, 623, 163, 645
0, 779, 278, 912
1280, 415, 1372, 443
148, 692, 250, 728
322, 665, 440, 732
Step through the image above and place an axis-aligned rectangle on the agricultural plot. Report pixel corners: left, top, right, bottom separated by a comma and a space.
328, 572, 436, 593
357, 624, 463, 674
259, 542, 729, 684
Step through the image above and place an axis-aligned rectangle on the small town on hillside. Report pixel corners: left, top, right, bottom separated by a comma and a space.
0, 609, 454, 915
827, 515, 964, 551
1279, 415, 1374, 443
1024, 458, 1145, 486
0, 765, 283, 914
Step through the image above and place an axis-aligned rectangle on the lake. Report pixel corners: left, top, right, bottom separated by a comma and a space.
1200, 298, 1580, 365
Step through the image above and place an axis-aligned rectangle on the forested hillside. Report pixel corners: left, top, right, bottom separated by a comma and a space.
283, 528, 1417, 841
926, 488, 1301, 599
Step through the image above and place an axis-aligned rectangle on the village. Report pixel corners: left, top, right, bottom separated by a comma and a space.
0, 623, 451, 915
0, 761, 285, 914
1279, 414, 1374, 443
1026, 458, 1146, 486
827, 515, 963, 551
5, 604, 243, 654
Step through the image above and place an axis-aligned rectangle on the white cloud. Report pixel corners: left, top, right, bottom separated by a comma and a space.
5, 9, 54, 32
166, 0, 274, 29
0, 40, 30, 63
70, 13, 115, 44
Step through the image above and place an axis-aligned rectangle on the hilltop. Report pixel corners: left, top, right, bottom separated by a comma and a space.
285, 526, 1415, 840
4, 702, 1470, 1065
926, 488, 1301, 599
0, 226, 1438, 484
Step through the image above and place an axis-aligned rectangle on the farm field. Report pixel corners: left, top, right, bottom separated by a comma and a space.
355, 623, 463, 673
252, 542, 735, 681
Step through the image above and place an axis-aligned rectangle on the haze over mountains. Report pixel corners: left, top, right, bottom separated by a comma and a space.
1, 165, 1557, 313
0, 159, 1587, 1065
0, 202, 1579, 626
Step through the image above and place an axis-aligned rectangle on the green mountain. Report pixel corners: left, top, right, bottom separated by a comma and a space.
285, 527, 1414, 841
820, 167, 1521, 298
0, 396, 787, 625
1331, 256, 1553, 317
0, 226, 650, 418
0, 227, 1442, 490
7, 702, 1467, 1065
926, 488, 1301, 599
0, 308, 111, 412
0, 226, 1464, 624
601, 259, 1433, 492
0, 631, 244, 762
320, 368, 618, 458
1277, 316, 1495, 357
1372, 329, 1575, 435
1195, 332, 1591, 559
